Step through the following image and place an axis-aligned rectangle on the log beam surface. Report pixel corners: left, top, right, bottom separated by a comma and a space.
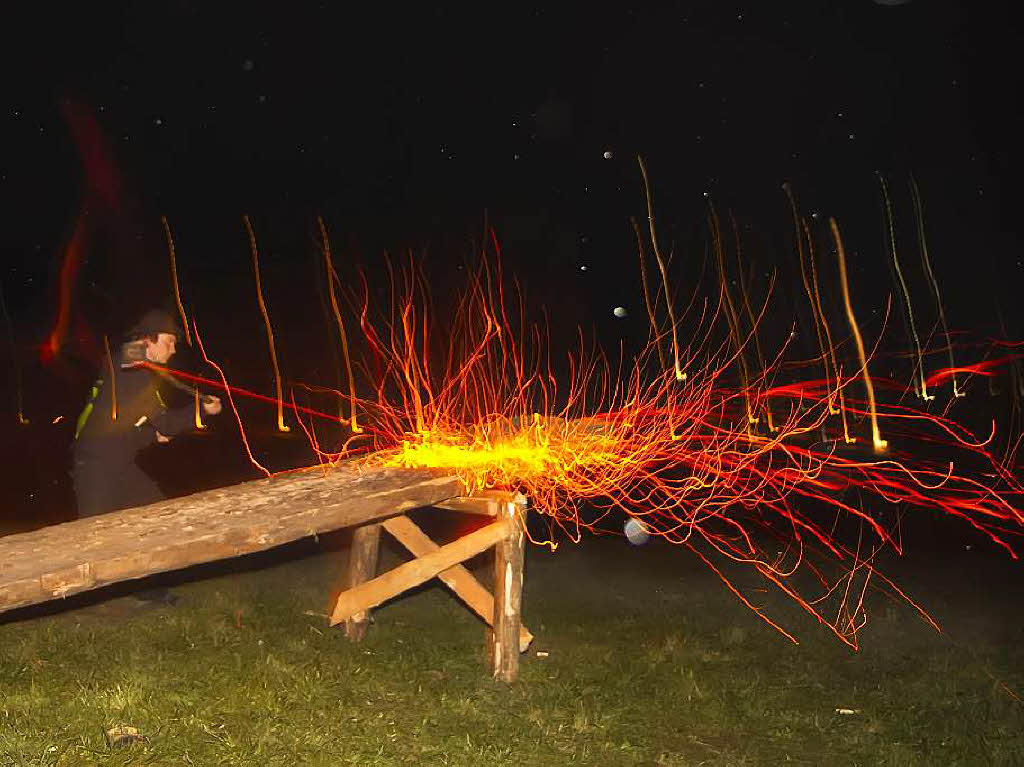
0, 466, 462, 614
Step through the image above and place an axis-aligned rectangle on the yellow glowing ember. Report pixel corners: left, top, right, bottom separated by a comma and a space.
375, 416, 622, 496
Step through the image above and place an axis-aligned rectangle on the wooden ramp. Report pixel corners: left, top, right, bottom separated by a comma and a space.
0, 465, 531, 680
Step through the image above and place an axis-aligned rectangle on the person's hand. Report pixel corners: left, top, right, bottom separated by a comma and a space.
202, 395, 223, 415
155, 431, 171, 444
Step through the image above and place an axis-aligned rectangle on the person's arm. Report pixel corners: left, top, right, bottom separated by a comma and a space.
146, 398, 197, 438
129, 371, 196, 438
147, 389, 221, 437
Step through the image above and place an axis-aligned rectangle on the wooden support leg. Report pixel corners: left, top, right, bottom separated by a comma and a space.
330, 517, 514, 626
344, 522, 381, 641
383, 514, 533, 652
491, 501, 525, 682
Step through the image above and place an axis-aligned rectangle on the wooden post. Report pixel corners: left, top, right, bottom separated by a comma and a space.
344, 522, 381, 641
491, 497, 525, 682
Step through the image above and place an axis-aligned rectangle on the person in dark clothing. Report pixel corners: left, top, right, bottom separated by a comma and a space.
71, 310, 222, 603
73, 309, 223, 516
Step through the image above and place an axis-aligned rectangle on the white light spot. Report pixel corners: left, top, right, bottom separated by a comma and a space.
624, 518, 650, 545
613, 306, 627, 318
603, 150, 613, 159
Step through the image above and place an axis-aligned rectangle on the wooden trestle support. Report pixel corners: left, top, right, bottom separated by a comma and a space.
331, 490, 531, 682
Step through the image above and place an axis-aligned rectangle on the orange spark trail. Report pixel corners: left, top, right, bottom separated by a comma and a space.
730, 212, 776, 431
910, 177, 963, 398
167, 198, 1024, 650
804, 218, 855, 442
139, 363, 348, 427
710, 203, 756, 427
244, 215, 290, 433
638, 156, 686, 381
346, 241, 1024, 647
191, 324, 271, 477
103, 335, 117, 421
631, 216, 667, 370
162, 216, 192, 347
832, 218, 886, 452
784, 184, 837, 415
162, 216, 204, 429
318, 217, 361, 434
880, 175, 931, 401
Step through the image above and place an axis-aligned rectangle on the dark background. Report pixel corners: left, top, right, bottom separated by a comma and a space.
0, 1, 1021, 529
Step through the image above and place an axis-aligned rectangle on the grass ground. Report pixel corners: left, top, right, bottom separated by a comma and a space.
1, 517, 1022, 766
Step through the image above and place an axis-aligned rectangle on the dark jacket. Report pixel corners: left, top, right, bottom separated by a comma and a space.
74, 359, 195, 463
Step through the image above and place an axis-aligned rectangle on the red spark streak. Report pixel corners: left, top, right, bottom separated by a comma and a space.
925, 356, 1023, 388
139, 362, 348, 427
345, 245, 1024, 649
152, 234, 1024, 651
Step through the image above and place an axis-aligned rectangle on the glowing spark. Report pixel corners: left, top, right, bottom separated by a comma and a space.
103, 335, 117, 421
925, 357, 1019, 388
784, 183, 838, 415
193, 388, 206, 430
349, 243, 1024, 648
140, 363, 348, 427
157, 191, 1024, 649
631, 216, 667, 370
317, 217, 361, 434
192, 322, 271, 477
804, 218, 855, 442
162, 215, 203, 429
879, 175, 931, 401
709, 203, 756, 427
243, 215, 290, 433
637, 156, 686, 381
730, 212, 776, 431
910, 177, 963, 398
831, 218, 886, 451
162, 216, 192, 347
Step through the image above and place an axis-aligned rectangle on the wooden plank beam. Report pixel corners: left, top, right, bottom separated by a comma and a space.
329, 517, 513, 626
381, 515, 533, 652
0, 466, 463, 614
343, 523, 381, 641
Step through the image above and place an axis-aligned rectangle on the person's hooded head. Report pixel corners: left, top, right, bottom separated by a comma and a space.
125, 309, 181, 365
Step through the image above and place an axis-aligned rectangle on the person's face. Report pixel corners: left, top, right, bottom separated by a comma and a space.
145, 333, 177, 364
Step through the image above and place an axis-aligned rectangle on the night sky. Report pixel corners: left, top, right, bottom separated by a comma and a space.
1, 1, 1022, 522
